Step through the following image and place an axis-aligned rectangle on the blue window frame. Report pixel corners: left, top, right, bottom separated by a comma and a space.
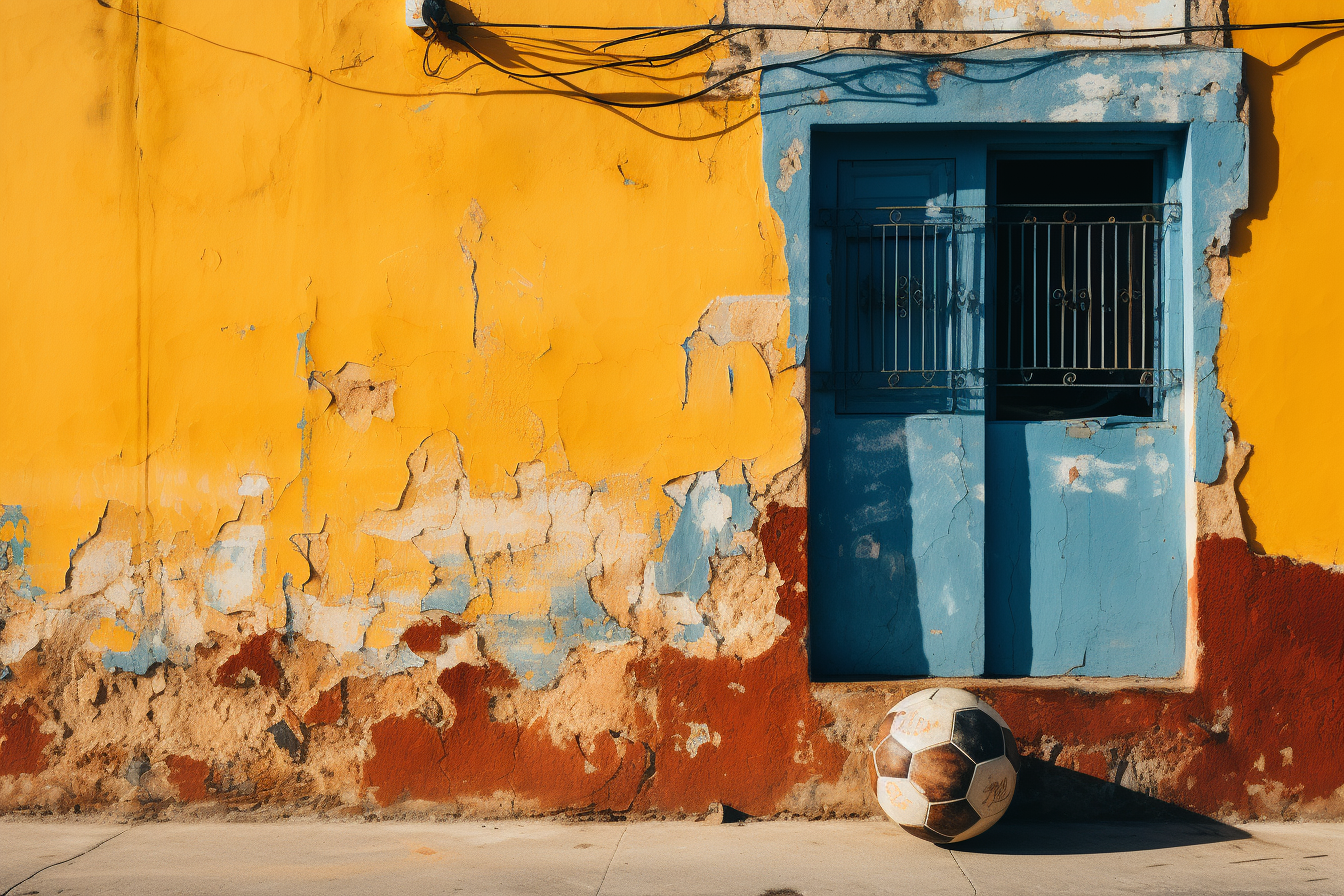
761, 51, 1248, 681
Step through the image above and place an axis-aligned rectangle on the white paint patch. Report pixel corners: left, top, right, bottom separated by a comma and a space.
67, 533, 133, 600
940, 583, 958, 617
1145, 449, 1173, 496
697, 295, 789, 346
659, 592, 704, 627
776, 138, 804, 192
203, 524, 266, 613
436, 632, 483, 672
1101, 477, 1130, 496
662, 475, 694, 508
294, 597, 378, 656
958, 0, 1182, 41
1050, 73, 1124, 121
238, 474, 270, 497
681, 722, 721, 758
1051, 454, 1137, 495
697, 488, 734, 536
0, 602, 47, 665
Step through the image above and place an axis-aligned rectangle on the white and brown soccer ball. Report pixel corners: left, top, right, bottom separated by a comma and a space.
870, 687, 1020, 843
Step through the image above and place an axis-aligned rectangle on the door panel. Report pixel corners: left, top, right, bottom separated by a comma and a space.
984, 421, 1185, 677
810, 412, 985, 677
809, 147, 985, 679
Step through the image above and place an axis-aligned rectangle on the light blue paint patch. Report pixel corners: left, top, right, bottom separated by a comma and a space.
677, 622, 707, 644
483, 579, 632, 690
652, 472, 757, 600
0, 505, 44, 599
421, 550, 473, 612
1187, 119, 1251, 482
294, 327, 312, 377
383, 643, 427, 675
0, 505, 30, 568
483, 616, 567, 689
421, 546, 468, 567
413, 101, 433, 113
103, 630, 170, 675
422, 577, 472, 613
722, 482, 756, 540
552, 580, 630, 643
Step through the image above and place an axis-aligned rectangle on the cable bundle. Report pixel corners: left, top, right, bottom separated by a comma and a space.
418, 9, 1344, 109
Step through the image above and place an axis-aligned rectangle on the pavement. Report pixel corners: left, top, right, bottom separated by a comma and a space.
0, 817, 1340, 895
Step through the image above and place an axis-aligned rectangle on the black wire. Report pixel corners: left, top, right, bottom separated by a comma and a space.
444, 17, 1344, 40
421, 14, 1344, 110
425, 26, 752, 81
432, 32, 1052, 110
593, 17, 1344, 49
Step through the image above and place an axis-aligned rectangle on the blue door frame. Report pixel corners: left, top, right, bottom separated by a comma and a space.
760, 51, 1249, 681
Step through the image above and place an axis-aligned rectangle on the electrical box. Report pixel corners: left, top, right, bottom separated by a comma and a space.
406, 0, 425, 29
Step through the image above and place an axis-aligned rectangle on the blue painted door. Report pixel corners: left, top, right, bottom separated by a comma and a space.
809, 138, 986, 678
983, 152, 1187, 677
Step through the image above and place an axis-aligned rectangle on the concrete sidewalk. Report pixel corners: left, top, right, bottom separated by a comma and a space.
0, 818, 1340, 896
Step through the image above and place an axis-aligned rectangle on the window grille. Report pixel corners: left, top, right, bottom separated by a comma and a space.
991, 203, 1179, 419
814, 206, 984, 413
814, 203, 1179, 418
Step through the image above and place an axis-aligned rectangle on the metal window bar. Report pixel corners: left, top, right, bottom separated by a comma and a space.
815, 205, 983, 409
990, 203, 1179, 396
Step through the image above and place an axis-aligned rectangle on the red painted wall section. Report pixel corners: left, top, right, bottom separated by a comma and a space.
213, 631, 283, 690
351, 504, 1344, 820
0, 700, 53, 778
359, 505, 847, 815
165, 754, 212, 802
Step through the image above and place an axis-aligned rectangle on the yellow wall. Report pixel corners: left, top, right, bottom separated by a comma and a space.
1225, 2, 1344, 567
1, 0, 797, 622
5, 0, 1340, 651
1, 4, 143, 585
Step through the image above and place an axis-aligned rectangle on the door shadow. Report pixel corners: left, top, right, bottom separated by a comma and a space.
984, 421, 1031, 675
809, 413, 928, 678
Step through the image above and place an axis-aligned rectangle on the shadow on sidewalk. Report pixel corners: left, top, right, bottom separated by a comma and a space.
950, 759, 1252, 856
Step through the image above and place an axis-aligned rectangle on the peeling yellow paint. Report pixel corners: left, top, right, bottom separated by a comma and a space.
1225, 1, 1344, 567
89, 618, 136, 653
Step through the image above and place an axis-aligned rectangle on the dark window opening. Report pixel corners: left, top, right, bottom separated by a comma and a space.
992, 158, 1162, 421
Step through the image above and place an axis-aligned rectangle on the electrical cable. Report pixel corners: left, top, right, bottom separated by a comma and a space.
592, 17, 1344, 49
417, 9, 1344, 110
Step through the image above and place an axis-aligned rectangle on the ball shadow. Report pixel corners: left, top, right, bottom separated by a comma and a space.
948, 759, 1251, 855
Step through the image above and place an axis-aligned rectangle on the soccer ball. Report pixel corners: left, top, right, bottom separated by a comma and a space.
870, 687, 1020, 843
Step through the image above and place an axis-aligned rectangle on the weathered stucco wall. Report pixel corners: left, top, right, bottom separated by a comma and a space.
2, 0, 1342, 821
